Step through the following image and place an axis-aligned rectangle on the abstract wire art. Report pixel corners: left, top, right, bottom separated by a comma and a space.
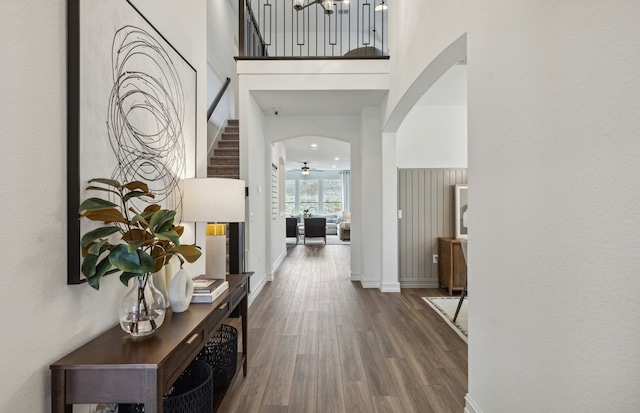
67, 0, 196, 284
108, 25, 186, 210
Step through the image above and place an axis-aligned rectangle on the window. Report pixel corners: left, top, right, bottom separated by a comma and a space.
322, 179, 342, 214
285, 179, 296, 215
285, 174, 345, 215
299, 179, 319, 214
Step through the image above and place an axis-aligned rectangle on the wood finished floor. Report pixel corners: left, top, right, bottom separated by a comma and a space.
219, 245, 468, 413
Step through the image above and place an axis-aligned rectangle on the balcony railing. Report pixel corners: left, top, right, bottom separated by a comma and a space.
239, 0, 389, 58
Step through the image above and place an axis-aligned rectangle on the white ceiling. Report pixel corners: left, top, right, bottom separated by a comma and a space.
283, 136, 351, 172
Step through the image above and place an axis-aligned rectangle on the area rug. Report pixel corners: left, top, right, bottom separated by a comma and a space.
422, 296, 468, 343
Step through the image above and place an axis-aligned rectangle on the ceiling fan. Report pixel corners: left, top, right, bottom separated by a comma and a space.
300, 161, 324, 175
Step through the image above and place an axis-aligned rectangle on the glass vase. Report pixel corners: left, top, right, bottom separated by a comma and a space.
119, 274, 166, 338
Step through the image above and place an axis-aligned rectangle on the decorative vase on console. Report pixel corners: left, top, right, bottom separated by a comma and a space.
78, 178, 202, 338
119, 273, 166, 338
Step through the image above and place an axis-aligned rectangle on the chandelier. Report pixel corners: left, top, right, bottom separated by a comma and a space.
301, 162, 310, 176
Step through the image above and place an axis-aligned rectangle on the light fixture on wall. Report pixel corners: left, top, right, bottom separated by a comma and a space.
301, 162, 310, 176
181, 178, 246, 279
294, 0, 342, 15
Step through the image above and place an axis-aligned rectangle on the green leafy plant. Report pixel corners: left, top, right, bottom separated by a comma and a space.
79, 178, 202, 289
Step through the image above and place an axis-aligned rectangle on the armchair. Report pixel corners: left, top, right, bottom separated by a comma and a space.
286, 217, 299, 244
303, 217, 326, 244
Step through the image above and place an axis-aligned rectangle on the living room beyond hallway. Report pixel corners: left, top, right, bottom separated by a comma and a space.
219, 245, 467, 412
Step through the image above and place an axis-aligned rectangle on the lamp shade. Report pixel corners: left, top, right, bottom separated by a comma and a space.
342, 211, 351, 220
181, 178, 246, 223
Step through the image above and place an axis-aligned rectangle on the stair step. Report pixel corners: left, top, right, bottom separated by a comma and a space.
213, 148, 238, 157
218, 140, 239, 148
221, 132, 239, 141
208, 173, 240, 179
224, 126, 239, 134
227, 119, 239, 127
209, 156, 239, 166
208, 165, 240, 175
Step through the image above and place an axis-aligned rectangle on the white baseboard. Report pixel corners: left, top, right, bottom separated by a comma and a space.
360, 279, 380, 288
380, 281, 401, 292
248, 275, 267, 307
464, 394, 483, 413
399, 279, 439, 288
271, 249, 286, 274
350, 272, 361, 281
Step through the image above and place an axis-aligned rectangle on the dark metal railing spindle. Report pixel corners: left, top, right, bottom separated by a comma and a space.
239, 0, 388, 59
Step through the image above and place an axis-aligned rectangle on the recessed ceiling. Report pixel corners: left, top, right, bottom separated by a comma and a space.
283, 136, 350, 172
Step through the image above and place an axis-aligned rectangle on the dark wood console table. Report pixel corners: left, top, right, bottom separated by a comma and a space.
51, 273, 249, 413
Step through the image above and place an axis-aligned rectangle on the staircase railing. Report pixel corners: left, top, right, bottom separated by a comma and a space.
207, 77, 231, 121
239, 0, 389, 58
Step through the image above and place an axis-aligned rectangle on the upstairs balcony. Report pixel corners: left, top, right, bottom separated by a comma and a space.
238, 0, 389, 59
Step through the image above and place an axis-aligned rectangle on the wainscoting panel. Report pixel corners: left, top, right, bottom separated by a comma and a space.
398, 168, 468, 287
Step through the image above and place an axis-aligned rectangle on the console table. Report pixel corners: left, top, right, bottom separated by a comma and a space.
50, 273, 249, 413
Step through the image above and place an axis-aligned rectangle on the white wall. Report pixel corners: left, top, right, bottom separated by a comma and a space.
0, 1, 206, 411
465, 2, 640, 412
240, 92, 269, 298
359, 107, 384, 288
396, 105, 467, 168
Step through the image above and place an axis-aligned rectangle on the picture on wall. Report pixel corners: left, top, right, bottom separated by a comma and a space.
455, 184, 468, 239
67, 0, 197, 284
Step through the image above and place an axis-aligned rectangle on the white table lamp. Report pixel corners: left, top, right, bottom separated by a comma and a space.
181, 178, 246, 279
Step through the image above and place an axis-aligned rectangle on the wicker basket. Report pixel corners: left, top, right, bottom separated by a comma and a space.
119, 359, 212, 413
196, 324, 238, 391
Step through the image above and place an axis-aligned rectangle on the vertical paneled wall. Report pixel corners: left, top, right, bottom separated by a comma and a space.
398, 168, 468, 287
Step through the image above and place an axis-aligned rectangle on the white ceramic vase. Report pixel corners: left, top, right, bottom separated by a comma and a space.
168, 268, 194, 313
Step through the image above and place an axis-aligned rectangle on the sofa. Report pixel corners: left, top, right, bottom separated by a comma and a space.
289, 212, 343, 236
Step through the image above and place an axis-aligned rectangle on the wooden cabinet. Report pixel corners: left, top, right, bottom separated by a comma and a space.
438, 237, 467, 295
51, 273, 249, 413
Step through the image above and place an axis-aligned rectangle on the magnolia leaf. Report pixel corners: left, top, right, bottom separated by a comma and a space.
174, 225, 184, 236
156, 219, 174, 234
109, 244, 144, 273
153, 256, 167, 273
124, 181, 149, 193
130, 213, 151, 229
123, 190, 154, 203
88, 178, 121, 188
87, 257, 114, 289
85, 186, 120, 197
119, 271, 139, 287
143, 204, 161, 213
149, 209, 176, 231
81, 226, 120, 248
122, 229, 152, 242
87, 239, 109, 256
79, 198, 119, 212
167, 245, 202, 263
156, 230, 180, 245
137, 250, 156, 273
81, 208, 127, 224
127, 240, 145, 253
81, 253, 98, 277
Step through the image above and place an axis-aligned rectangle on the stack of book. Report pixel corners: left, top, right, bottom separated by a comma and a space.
191, 277, 229, 303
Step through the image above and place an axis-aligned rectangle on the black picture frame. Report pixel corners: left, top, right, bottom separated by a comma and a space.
67, 0, 197, 284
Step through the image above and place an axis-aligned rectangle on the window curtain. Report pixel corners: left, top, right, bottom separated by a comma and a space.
341, 171, 350, 212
